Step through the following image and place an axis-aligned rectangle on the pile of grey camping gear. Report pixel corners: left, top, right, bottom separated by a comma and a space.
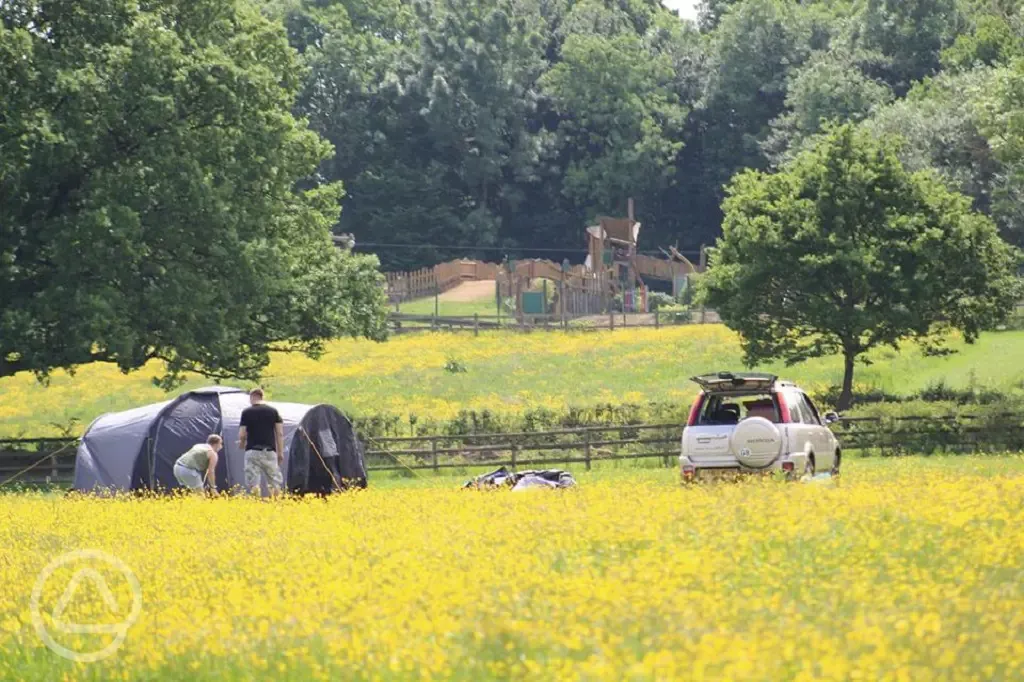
464, 467, 576, 491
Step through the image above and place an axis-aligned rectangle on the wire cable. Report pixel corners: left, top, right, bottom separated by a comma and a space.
298, 426, 344, 492
350, 242, 703, 257
0, 440, 78, 488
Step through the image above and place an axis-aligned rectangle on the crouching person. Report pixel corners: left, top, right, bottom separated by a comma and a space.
173, 434, 223, 494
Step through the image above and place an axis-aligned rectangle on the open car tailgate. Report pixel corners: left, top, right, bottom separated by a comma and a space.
690, 372, 778, 395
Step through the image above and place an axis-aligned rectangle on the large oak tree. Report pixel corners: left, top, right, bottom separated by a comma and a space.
0, 0, 387, 388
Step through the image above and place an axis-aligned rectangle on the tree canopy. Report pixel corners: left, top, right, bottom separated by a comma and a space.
700, 124, 1022, 409
252, 0, 1024, 269
0, 0, 388, 387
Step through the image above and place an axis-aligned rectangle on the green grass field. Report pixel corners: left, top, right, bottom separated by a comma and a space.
1, 325, 1023, 438
396, 297, 502, 318
393, 280, 504, 318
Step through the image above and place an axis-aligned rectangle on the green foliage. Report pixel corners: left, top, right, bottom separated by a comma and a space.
853, 0, 960, 95
234, 0, 1024, 271
647, 292, 676, 311
862, 68, 1003, 224
443, 356, 468, 374
656, 304, 693, 323
701, 123, 1023, 409
0, 0, 388, 387
764, 50, 894, 165
975, 57, 1024, 244
695, 0, 745, 32
700, 0, 815, 166
942, 3, 1024, 69
540, 30, 687, 213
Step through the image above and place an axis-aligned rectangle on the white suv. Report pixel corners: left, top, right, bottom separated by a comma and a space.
680, 372, 842, 483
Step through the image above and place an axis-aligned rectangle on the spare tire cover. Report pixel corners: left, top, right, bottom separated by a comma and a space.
730, 417, 782, 468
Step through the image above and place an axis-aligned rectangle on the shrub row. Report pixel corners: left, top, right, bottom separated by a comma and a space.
352, 390, 1024, 442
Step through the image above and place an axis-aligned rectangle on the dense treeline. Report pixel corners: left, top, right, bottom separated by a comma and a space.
260, 0, 1024, 269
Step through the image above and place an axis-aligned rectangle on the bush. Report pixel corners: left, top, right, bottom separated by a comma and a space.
658, 304, 692, 323
993, 306, 1024, 331
648, 292, 676, 311
916, 379, 1007, 405
443, 356, 468, 374
810, 385, 903, 409
809, 380, 1016, 411
350, 394, 1024, 456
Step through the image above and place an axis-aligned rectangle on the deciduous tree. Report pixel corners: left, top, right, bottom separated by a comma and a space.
0, 0, 388, 387
701, 124, 1021, 409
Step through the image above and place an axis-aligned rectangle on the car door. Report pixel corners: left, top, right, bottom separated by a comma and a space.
783, 390, 813, 457
796, 392, 835, 471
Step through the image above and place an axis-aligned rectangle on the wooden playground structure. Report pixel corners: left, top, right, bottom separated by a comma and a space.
383, 199, 701, 321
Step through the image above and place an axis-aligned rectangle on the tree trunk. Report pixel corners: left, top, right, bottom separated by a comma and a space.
837, 351, 856, 411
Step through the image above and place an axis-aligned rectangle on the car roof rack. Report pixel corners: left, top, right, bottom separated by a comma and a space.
689, 372, 779, 394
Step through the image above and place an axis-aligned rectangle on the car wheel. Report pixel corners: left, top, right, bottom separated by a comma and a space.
831, 451, 841, 478
805, 455, 815, 478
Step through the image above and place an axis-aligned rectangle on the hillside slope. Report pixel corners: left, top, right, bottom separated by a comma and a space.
2, 326, 1023, 437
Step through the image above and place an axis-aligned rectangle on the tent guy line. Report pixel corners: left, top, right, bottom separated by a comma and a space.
0, 439, 77, 488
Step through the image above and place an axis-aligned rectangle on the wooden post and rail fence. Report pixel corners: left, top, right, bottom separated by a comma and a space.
386, 309, 722, 334
4, 413, 1023, 487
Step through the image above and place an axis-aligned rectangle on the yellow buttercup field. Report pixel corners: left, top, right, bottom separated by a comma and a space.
1, 458, 1022, 681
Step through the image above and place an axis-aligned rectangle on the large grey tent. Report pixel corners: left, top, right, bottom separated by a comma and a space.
72, 387, 367, 495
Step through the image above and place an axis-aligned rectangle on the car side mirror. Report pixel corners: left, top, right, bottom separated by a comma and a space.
824, 412, 841, 425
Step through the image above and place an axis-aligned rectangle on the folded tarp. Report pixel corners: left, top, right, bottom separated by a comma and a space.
464, 467, 576, 490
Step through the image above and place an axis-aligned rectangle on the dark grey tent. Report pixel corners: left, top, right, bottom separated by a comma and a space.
72, 387, 367, 495
285, 404, 368, 495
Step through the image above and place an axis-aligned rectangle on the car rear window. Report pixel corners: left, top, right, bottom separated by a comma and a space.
696, 393, 781, 425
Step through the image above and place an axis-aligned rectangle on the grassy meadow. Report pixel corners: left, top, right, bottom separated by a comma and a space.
1, 326, 1024, 438
395, 296, 502, 318
2, 457, 1021, 681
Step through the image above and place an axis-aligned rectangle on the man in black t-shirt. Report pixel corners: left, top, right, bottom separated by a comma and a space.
238, 387, 284, 496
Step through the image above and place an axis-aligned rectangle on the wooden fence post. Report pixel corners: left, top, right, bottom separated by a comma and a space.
560, 275, 567, 329
431, 438, 438, 473
655, 309, 660, 329
609, 310, 615, 331
474, 313, 479, 336
584, 431, 592, 471
511, 444, 518, 470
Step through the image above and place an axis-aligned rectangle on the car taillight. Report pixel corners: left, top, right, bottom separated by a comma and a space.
682, 465, 696, 481
776, 392, 791, 423
686, 393, 704, 426
781, 461, 795, 472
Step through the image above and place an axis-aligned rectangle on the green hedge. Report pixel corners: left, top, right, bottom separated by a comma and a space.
351, 385, 1024, 457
